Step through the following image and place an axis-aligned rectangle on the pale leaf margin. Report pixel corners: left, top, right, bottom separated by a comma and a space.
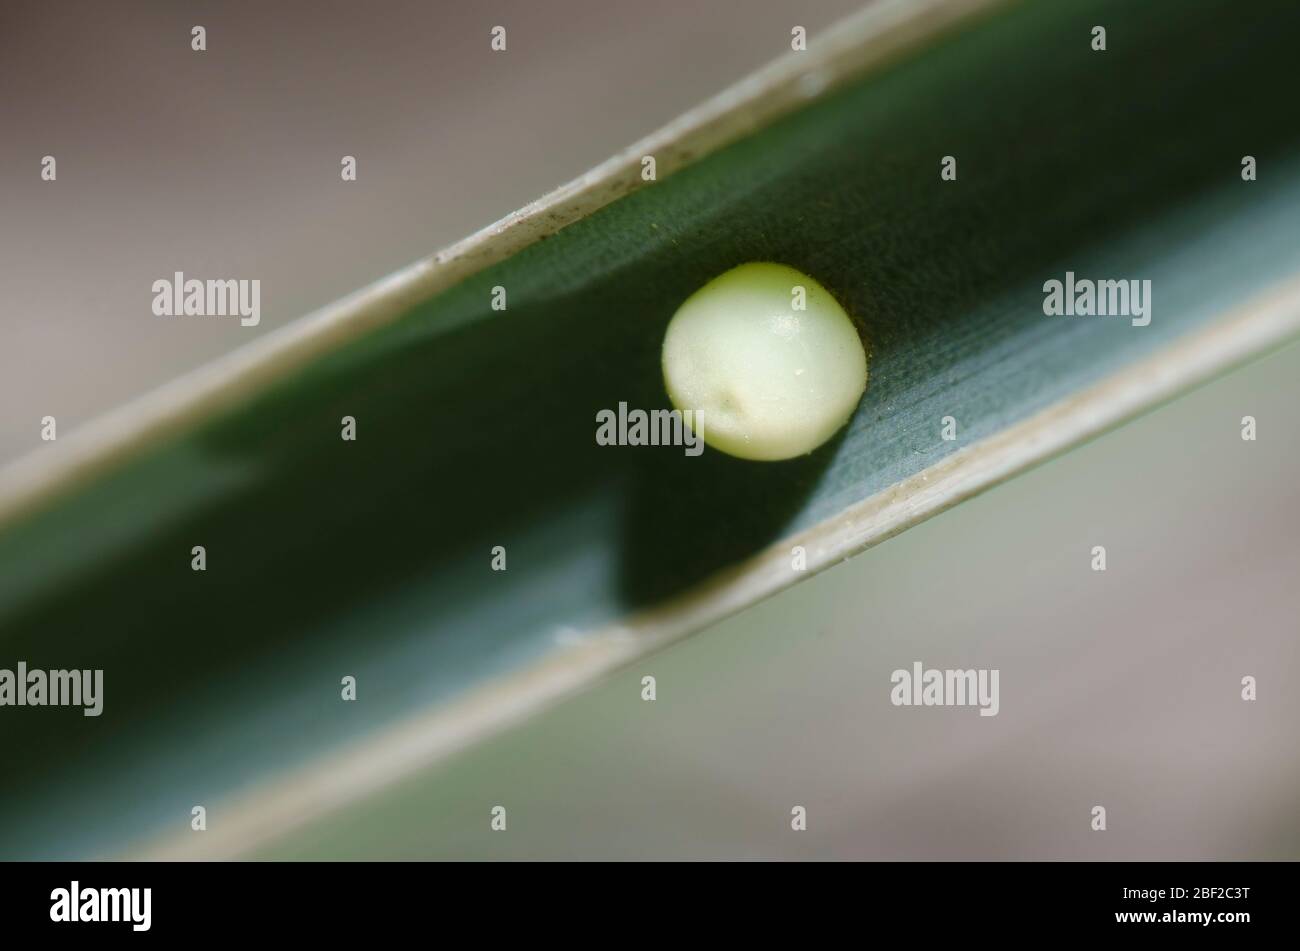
0, 0, 1007, 531
133, 275, 1300, 860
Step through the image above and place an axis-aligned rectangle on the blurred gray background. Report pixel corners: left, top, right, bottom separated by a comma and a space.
3, 0, 1297, 859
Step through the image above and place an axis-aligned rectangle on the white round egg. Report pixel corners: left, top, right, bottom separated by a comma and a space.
662, 262, 868, 461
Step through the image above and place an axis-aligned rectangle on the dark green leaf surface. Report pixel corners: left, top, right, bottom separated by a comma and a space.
2, 0, 1299, 858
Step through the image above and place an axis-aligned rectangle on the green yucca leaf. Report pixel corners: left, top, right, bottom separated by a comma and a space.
2, 0, 1298, 859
